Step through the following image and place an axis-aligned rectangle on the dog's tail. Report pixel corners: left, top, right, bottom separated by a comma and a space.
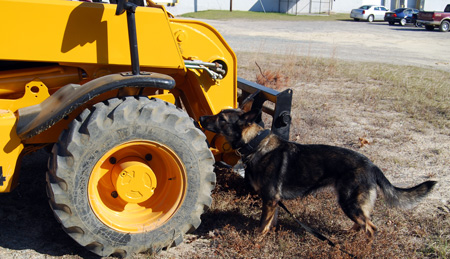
374, 166, 437, 209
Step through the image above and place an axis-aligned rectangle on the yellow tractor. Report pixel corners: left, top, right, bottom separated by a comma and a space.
0, 0, 291, 256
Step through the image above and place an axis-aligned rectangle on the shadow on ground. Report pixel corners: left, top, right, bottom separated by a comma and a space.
0, 149, 97, 258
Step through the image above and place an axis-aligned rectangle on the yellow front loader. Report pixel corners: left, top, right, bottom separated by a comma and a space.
0, 0, 292, 256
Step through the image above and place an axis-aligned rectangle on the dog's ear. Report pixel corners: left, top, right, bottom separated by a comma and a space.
239, 98, 254, 113
241, 109, 260, 124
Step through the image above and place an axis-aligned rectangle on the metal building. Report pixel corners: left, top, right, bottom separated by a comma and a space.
161, 0, 450, 15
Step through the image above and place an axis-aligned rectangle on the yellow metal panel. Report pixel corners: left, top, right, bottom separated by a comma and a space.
0, 110, 23, 192
0, 80, 51, 112
170, 19, 238, 114
0, 0, 184, 69
0, 66, 80, 98
149, 91, 176, 104
13, 80, 50, 110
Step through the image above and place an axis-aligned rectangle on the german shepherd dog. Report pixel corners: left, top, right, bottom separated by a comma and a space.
199, 100, 437, 237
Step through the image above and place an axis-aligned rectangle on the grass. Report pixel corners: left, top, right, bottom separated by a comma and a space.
342, 63, 450, 129
180, 10, 350, 21
237, 52, 450, 130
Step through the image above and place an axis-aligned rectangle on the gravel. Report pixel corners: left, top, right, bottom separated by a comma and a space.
200, 19, 450, 72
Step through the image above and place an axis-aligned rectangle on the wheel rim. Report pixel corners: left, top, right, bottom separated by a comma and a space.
88, 141, 187, 233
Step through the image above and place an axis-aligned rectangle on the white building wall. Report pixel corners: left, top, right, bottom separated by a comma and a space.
331, 0, 390, 13
423, 0, 449, 11
331, 0, 369, 13
163, 0, 445, 15
165, 0, 280, 16
279, 0, 333, 14
406, 0, 415, 8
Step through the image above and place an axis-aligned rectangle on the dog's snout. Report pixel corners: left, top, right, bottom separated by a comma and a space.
198, 116, 207, 128
199, 115, 213, 130
199, 115, 219, 133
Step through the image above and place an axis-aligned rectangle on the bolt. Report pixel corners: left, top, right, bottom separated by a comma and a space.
281, 112, 291, 126
145, 154, 152, 161
109, 157, 117, 164
275, 112, 291, 127
111, 191, 118, 198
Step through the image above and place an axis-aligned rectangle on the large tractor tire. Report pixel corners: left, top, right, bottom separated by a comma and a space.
46, 96, 215, 257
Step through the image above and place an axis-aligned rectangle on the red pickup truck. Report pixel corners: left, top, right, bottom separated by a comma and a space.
417, 4, 450, 32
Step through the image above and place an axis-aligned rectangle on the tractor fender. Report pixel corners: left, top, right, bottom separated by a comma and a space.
16, 72, 175, 140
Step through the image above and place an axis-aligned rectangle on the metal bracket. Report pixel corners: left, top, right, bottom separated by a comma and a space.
237, 77, 292, 140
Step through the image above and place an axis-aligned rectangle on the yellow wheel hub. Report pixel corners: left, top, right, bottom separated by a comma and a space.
88, 141, 187, 233
113, 158, 157, 204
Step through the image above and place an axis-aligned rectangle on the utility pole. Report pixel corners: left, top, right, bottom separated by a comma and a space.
230, 0, 232, 11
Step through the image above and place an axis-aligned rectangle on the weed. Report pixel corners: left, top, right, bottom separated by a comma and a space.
255, 62, 289, 90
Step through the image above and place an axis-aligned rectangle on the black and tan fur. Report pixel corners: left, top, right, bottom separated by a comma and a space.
199, 101, 437, 237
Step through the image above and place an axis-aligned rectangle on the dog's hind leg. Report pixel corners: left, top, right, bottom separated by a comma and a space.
258, 199, 279, 235
339, 187, 378, 237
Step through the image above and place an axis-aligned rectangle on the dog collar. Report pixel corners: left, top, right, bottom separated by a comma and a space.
238, 129, 271, 156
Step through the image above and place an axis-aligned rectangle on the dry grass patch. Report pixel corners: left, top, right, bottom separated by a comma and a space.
170, 168, 449, 258
238, 52, 450, 130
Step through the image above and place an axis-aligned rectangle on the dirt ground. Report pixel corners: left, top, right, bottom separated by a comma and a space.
0, 20, 448, 258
